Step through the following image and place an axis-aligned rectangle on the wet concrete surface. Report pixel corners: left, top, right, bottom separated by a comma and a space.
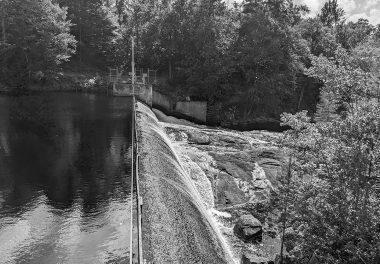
135, 103, 234, 264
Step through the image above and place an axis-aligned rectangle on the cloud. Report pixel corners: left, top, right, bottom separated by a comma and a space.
347, 9, 380, 25
338, 0, 357, 13
295, 0, 323, 16
226, 0, 380, 25
365, 0, 378, 9
298, 0, 357, 16
296, 0, 380, 25
368, 8, 380, 25
348, 12, 369, 22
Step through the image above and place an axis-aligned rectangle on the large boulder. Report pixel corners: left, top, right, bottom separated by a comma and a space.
251, 163, 274, 191
234, 214, 263, 243
216, 172, 248, 206
187, 130, 211, 145
217, 159, 252, 182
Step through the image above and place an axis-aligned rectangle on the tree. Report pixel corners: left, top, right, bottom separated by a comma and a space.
109, 0, 174, 71
132, 0, 238, 99
297, 18, 338, 57
307, 46, 379, 117
318, 0, 345, 27
222, 0, 310, 119
57, 0, 118, 69
337, 19, 375, 50
0, 0, 76, 90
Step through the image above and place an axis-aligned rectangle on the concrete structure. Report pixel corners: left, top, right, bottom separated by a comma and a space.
175, 101, 207, 123
151, 91, 210, 124
152, 91, 172, 112
113, 83, 153, 106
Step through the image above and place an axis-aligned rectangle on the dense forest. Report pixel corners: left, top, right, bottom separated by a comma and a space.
0, 1, 380, 262
1, 0, 379, 121
1, 0, 379, 115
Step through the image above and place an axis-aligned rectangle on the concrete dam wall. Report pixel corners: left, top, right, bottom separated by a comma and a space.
113, 83, 153, 106
135, 102, 234, 264
152, 91, 209, 124
175, 101, 207, 123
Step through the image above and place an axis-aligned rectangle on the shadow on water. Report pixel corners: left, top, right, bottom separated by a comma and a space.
0, 93, 133, 263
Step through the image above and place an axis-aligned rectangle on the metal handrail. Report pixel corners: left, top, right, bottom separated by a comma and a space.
132, 96, 144, 264
135, 98, 143, 264
129, 96, 135, 264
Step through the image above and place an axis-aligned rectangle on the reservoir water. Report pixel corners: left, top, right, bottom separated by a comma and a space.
0, 93, 133, 264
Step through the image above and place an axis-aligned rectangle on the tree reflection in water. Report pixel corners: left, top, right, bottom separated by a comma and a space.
0, 93, 133, 264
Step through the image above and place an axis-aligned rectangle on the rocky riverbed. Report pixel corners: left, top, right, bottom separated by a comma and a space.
153, 108, 287, 264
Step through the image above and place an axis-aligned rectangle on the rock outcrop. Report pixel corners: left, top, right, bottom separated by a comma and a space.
234, 215, 263, 243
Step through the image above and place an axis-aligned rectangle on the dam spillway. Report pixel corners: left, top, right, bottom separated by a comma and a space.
135, 102, 234, 264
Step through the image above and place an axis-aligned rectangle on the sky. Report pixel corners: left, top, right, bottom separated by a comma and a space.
226, 0, 380, 25
295, 0, 380, 25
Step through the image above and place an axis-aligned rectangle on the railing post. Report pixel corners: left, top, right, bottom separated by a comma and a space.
131, 37, 136, 96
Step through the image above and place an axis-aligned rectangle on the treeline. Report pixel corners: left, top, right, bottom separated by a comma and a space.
278, 46, 380, 263
0, 0, 379, 122
276, 2, 380, 263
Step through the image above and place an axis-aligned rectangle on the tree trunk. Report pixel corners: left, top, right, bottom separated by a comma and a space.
22, 49, 31, 83
297, 86, 305, 111
78, 1, 82, 64
361, 141, 374, 226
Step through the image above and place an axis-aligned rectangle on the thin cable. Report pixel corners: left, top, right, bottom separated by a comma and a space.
134, 98, 143, 263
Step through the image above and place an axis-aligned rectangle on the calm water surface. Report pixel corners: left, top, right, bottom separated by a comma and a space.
0, 93, 133, 264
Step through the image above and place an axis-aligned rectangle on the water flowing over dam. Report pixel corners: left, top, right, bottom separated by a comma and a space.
135, 102, 235, 264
